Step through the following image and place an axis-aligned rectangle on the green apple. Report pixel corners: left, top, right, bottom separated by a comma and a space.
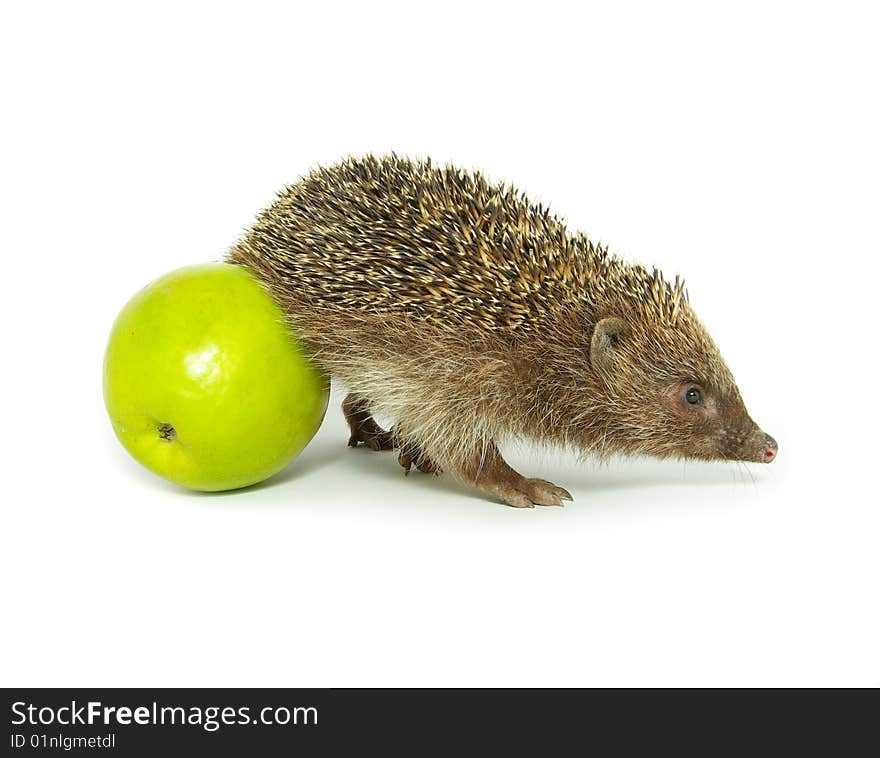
103, 263, 329, 491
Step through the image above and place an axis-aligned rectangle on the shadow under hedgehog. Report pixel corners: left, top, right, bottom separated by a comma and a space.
228, 155, 777, 507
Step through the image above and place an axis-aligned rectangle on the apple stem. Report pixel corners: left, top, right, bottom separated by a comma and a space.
157, 423, 176, 442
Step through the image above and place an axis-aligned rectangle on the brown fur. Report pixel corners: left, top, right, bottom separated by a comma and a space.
228, 155, 776, 507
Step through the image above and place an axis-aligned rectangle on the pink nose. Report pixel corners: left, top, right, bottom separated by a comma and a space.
762, 434, 778, 462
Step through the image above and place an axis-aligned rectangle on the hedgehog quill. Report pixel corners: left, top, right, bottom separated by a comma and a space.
229, 155, 777, 507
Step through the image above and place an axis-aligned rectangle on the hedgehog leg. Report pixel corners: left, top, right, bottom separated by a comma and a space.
342, 394, 395, 451
460, 440, 573, 508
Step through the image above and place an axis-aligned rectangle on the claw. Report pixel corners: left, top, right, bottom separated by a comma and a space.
398, 450, 413, 475
498, 478, 573, 508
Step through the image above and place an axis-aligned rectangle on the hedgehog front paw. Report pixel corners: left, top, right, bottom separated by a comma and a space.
465, 441, 574, 508
498, 478, 573, 508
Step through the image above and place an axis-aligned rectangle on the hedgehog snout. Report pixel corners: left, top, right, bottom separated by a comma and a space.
761, 433, 778, 463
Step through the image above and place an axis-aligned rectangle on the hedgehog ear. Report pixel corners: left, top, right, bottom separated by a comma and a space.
590, 317, 629, 375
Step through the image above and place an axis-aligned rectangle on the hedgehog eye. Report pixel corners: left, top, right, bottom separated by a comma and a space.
684, 387, 703, 406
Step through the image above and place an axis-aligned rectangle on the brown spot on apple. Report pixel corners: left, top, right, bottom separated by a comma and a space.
157, 423, 176, 442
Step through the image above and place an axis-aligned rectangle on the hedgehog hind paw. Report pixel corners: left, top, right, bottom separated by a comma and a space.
349, 426, 395, 451
342, 394, 395, 451
397, 446, 442, 476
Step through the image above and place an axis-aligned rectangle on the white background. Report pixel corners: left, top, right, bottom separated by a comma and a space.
1, 1, 877, 687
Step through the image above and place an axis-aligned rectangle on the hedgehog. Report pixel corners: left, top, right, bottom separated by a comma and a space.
228, 155, 777, 507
